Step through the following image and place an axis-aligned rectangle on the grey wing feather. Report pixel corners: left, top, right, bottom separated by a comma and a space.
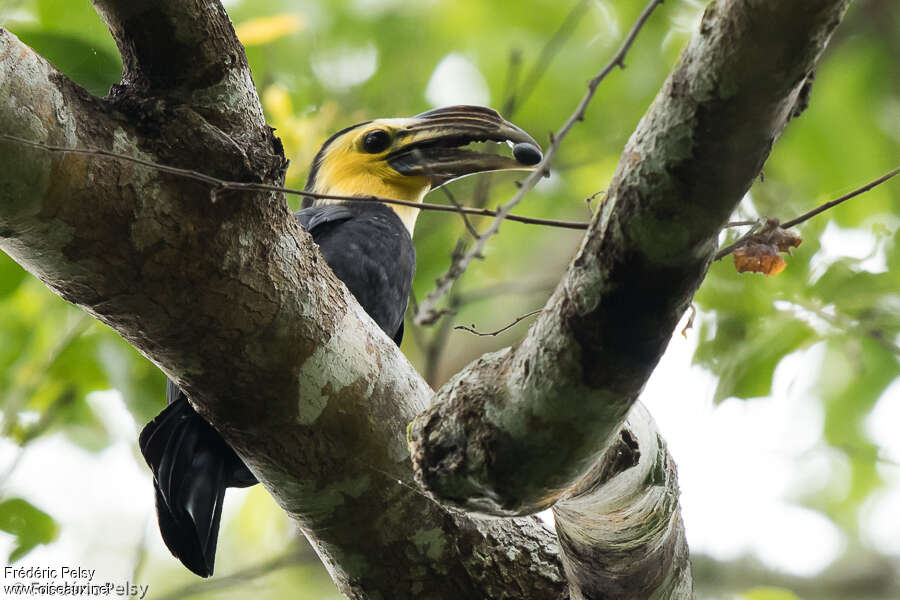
296, 205, 355, 231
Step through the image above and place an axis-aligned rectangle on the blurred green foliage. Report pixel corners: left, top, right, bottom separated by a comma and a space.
0, 0, 897, 598
742, 588, 805, 600
0, 497, 58, 562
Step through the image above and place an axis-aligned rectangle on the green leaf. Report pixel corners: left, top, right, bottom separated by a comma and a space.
812, 259, 900, 321
12, 30, 121, 97
695, 313, 816, 403
32, 0, 119, 54
0, 498, 59, 562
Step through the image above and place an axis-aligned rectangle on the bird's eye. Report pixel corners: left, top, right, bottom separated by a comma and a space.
362, 129, 391, 154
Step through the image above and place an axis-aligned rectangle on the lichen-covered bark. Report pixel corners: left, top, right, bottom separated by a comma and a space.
90, 0, 267, 130
0, 1, 851, 598
553, 404, 692, 599
0, 10, 568, 600
408, 1, 849, 595
408, 0, 850, 513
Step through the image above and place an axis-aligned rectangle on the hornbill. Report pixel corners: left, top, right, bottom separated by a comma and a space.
138, 105, 542, 577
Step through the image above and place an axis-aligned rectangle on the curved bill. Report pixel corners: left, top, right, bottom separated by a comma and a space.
386, 105, 543, 188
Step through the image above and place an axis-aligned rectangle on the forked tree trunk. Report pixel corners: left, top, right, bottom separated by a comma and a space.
0, 1, 849, 598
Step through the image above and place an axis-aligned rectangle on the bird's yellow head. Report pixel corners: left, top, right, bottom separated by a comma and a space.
304, 105, 542, 233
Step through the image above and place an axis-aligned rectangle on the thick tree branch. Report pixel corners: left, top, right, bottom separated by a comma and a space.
0, 0, 853, 598
413, 0, 665, 325
0, 133, 593, 229
405, 5, 848, 594
90, 0, 266, 132
0, 23, 568, 600
408, 0, 849, 513
554, 404, 692, 599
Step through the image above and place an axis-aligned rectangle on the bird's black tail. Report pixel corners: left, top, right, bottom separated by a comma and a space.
139, 382, 256, 577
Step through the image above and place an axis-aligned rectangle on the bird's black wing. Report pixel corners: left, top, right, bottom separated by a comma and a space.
140, 384, 225, 577
140, 381, 256, 577
300, 202, 415, 338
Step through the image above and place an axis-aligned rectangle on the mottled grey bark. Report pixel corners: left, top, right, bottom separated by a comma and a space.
0, 4, 567, 598
408, 0, 848, 510
408, 0, 848, 596
0, 1, 850, 599
554, 405, 692, 600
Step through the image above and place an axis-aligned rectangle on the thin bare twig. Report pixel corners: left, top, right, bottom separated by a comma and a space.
413, 2, 589, 360
418, 13, 583, 341
585, 189, 606, 213
404, 290, 428, 352
714, 220, 764, 261
415, 281, 554, 385
413, 0, 665, 325
780, 166, 900, 229
454, 309, 544, 337
0, 134, 591, 231
0, 134, 229, 188
406, 288, 458, 386
715, 167, 900, 260
441, 187, 479, 238
424, 298, 460, 386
